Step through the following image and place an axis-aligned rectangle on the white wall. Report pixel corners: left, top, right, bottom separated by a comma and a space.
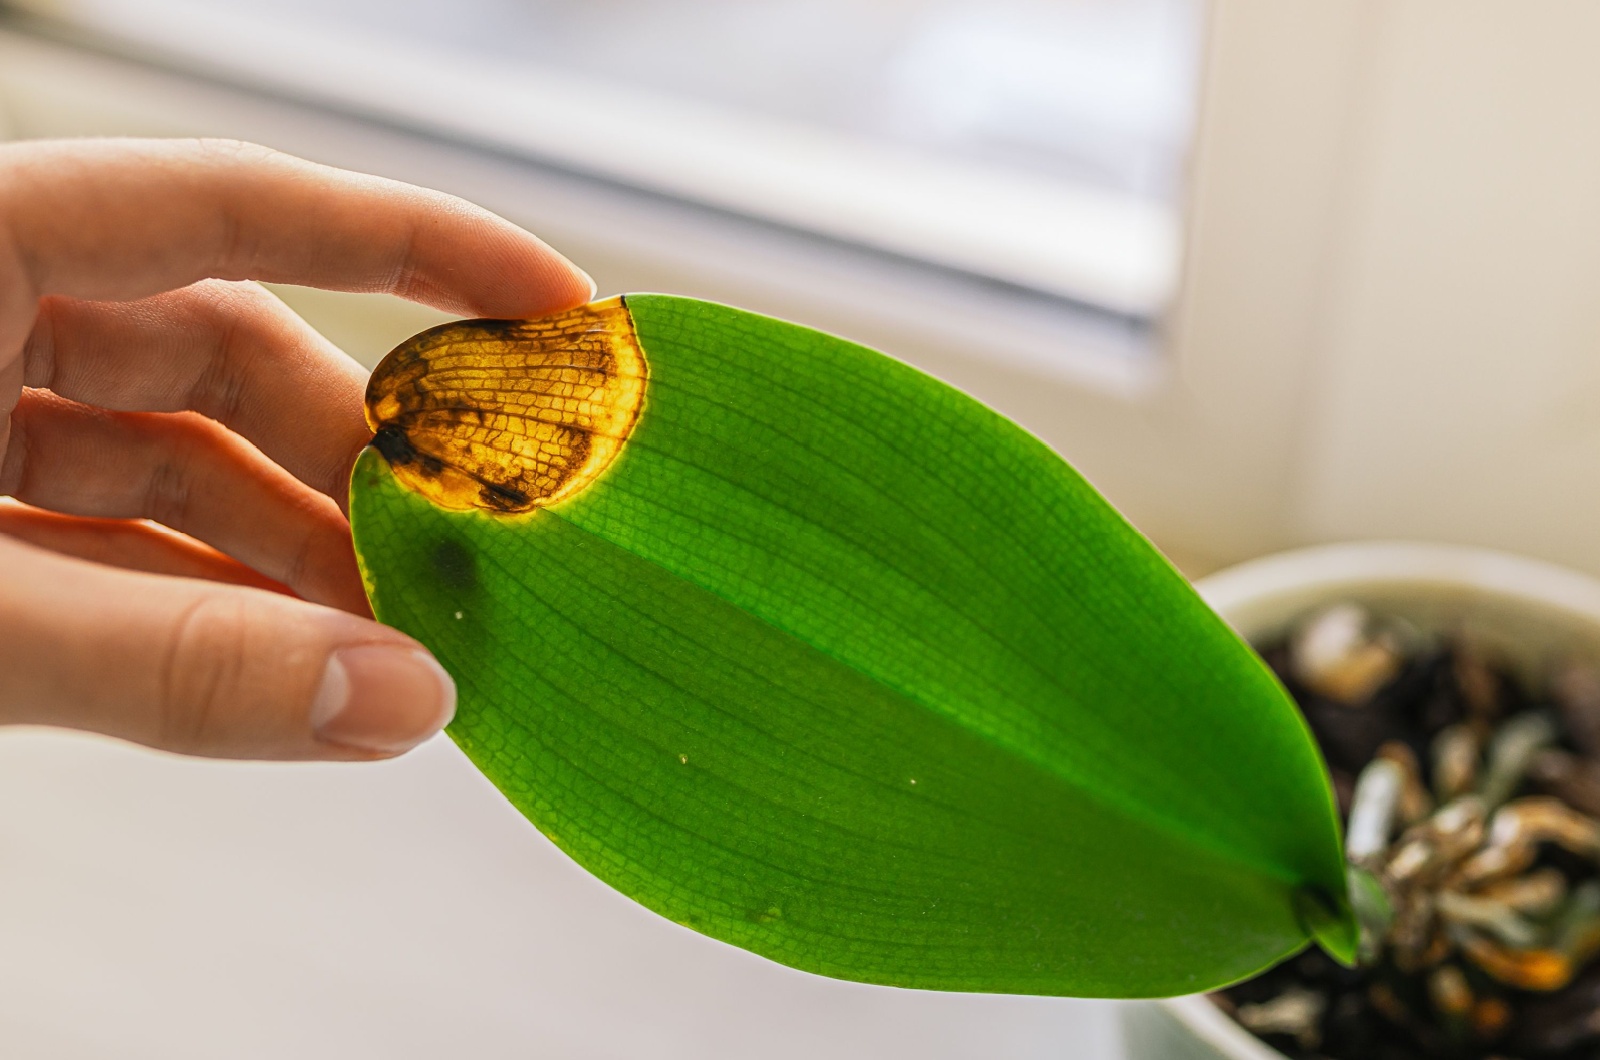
1289, 2, 1600, 578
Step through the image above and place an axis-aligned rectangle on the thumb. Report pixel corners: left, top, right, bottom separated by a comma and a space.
0, 533, 454, 759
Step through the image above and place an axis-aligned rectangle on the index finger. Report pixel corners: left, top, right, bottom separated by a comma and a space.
0, 139, 595, 348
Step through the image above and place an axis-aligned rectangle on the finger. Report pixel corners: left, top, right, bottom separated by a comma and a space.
2, 388, 369, 615
27, 281, 370, 505
0, 533, 453, 760
0, 500, 292, 594
0, 138, 595, 354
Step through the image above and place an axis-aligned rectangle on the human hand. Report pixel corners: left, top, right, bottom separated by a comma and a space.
0, 139, 594, 760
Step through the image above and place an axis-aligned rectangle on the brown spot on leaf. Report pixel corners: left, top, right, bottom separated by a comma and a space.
364, 296, 648, 513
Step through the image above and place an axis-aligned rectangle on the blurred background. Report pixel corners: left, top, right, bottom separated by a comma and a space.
3, 0, 1600, 1056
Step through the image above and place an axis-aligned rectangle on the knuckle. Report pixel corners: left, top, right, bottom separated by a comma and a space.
23, 295, 63, 389
192, 138, 280, 170
158, 592, 254, 753
278, 526, 317, 597
188, 140, 283, 275
192, 279, 283, 332
384, 222, 422, 299
142, 451, 193, 530
0, 402, 29, 497
186, 301, 252, 424
187, 277, 260, 306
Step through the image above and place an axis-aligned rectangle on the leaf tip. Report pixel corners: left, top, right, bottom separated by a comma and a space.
1293, 881, 1360, 967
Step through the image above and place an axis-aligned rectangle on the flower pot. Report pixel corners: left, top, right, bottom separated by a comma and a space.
1120, 541, 1600, 1060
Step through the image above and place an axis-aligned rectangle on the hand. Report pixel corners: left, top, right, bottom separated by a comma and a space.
0, 139, 594, 760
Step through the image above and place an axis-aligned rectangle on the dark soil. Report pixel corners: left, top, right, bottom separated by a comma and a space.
1218, 640, 1600, 1060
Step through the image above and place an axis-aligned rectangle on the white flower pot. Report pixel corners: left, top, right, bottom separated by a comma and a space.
1121, 541, 1600, 1059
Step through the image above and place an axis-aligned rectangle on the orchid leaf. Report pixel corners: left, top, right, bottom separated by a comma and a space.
348, 294, 1352, 997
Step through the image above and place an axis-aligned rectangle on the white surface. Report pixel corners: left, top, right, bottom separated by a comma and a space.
0, 727, 1121, 1058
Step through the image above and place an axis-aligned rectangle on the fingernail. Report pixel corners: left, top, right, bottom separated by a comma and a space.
578, 268, 598, 301
311, 645, 457, 753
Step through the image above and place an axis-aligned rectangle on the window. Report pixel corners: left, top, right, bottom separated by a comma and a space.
4, 0, 1203, 321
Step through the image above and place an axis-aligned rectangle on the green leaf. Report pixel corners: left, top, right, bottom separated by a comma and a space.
349, 294, 1350, 997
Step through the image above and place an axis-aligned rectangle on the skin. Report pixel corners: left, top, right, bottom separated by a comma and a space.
0, 138, 595, 761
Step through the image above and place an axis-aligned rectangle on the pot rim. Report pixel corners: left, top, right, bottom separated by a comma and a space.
1152, 995, 1295, 1060
1197, 540, 1600, 626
